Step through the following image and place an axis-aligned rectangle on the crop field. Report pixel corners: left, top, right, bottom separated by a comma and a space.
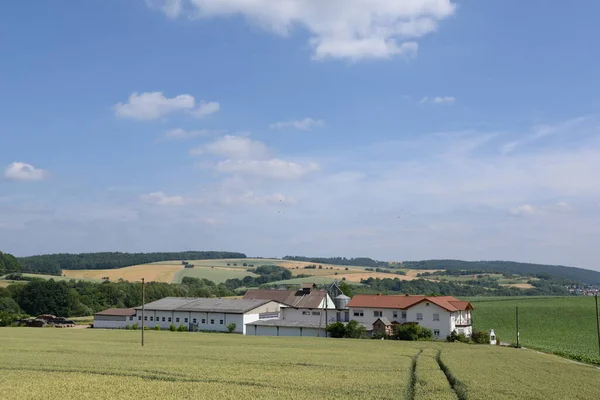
63, 264, 184, 283
172, 267, 259, 284
470, 296, 600, 365
1, 329, 599, 400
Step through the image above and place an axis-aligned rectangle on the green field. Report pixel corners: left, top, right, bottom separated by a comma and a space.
470, 296, 600, 365
0, 329, 599, 400
172, 267, 259, 284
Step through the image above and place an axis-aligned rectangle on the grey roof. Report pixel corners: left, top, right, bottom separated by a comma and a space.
135, 297, 276, 314
246, 319, 327, 329
375, 317, 392, 326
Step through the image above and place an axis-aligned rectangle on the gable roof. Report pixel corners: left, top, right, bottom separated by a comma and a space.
346, 294, 473, 312
243, 288, 329, 309
374, 317, 392, 326
135, 297, 277, 313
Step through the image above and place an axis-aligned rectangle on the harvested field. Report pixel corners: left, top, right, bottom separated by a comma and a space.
172, 267, 258, 284
329, 272, 415, 282
500, 283, 535, 289
63, 264, 184, 283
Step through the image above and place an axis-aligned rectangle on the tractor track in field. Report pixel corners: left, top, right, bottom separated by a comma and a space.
436, 349, 468, 400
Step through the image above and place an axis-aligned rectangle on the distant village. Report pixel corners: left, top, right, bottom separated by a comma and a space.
93, 282, 474, 339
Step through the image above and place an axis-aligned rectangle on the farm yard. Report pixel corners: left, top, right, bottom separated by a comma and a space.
1, 329, 599, 400
470, 296, 600, 365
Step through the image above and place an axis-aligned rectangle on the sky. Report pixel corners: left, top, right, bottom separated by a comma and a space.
1, 1, 600, 271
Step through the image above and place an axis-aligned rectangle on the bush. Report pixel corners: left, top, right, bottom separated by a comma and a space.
125, 325, 131, 330
177, 324, 187, 332
371, 332, 387, 340
143, 325, 149, 330
326, 322, 346, 338
471, 330, 490, 344
169, 324, 176, 332
227, 322, 236, 333
393, 324, 433, 341
154, 325, 160, 331
446, 330, 469, 343
132, 323, 139, 330
344, 320, 367, 339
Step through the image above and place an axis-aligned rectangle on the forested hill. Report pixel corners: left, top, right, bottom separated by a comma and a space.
403, 260, 600, 285
18, 251, 246, 275
0, 251, 22, 275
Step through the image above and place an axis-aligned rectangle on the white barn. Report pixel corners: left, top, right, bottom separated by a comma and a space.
246, 319, 328, 337
346, 294, 474, 339
133, 297, 283, 334
93, 308, 136, 329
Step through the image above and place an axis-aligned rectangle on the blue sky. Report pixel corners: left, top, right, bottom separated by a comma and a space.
1, 1, 600, 270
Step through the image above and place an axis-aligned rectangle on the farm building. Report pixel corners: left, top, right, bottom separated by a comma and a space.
133, 297, 283, 334
93, 308, 137, 329
346, 294, 474, 339
246, 319, 328, 337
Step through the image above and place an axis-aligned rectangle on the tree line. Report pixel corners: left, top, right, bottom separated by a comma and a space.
283, 256, 389, 268
17, 251, 246, 275
0, 252, 21, 275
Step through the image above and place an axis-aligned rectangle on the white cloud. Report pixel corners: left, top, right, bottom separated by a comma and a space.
509, 202, 573, 217
421, 96, 455, 104
4, 162, 46, 181
146, 0, 183, 18
141, 191, 185, 206
269, 117, 324, 130
508, 204, 539, 217
114, 92, 219, 120
149, 0, 456, 60
191, 135, 271, 160
215, 159, 319, 180
158, 128, 214, 142
223, 191, 296, 205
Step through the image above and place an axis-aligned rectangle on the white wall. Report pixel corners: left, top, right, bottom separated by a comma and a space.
281, 308, 336, 324
348, 302, 457, 339
93, 315, 131, 329
134, 310, 244, 333
248, 325, 327, 337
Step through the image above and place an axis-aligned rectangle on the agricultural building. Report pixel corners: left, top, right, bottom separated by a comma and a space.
93, 308, 136, 329
346, 294, 474, 339
133, 297, 283, 334
246, 319, 328, 337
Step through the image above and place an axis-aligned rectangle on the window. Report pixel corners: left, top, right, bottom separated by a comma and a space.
193, 318, 197, 324
311, 311, 321, 316
162, 317, 165, 322
401, 312, 407, 319
302, 311, 311, 315
393, 311, 398, 318
374, 311, 382, 317
426, 303, 430, 306
201, 319, 206, 324
168, 317, 172, 322
144, 316, 147, 321
433, 313, 440, 321
416, 313, 423, 321
130, 316, 134, 321
176, 318, 180, 323
210, 319, 214, 324
150, 317, 153, 321
138, 316, 141, 321
184, 318, 188, 323
220, 320, 224, 324
434, 329, 440, 337
353, 310, 364, 317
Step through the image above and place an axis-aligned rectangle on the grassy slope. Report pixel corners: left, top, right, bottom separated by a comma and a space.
469, 296, 600, 365
172, 267, 259, 284
1, 329, 598, 400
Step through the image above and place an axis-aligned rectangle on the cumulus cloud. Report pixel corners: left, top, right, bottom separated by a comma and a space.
4, 162, 46, 181
148, 0, 456, 60
269, 117, 324, 130
191, 135, 271, 160
508, 204, 539, 217
141, 191, 185, 206
114, 92, 219, 120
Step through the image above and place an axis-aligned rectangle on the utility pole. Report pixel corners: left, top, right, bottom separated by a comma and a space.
516, 306, 520, 348
595, 294, 600, 357
141, 278, 145, 347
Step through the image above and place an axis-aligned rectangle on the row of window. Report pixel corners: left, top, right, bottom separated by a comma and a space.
301, 311, 321, 316
134, 316, 225, 324
352, 310, 440, 321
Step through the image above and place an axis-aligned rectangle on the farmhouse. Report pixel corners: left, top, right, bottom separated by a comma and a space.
93, 308, 136, 329
346, 294, 473, 339
132, 297, 283, 334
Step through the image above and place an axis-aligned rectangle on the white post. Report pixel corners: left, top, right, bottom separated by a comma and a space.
490, 329, 497, 345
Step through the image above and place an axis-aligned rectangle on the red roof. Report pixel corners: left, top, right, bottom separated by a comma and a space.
346, 295, 473, 312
